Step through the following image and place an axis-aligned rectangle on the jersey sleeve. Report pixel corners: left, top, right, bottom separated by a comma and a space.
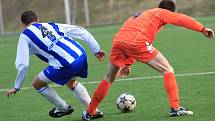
159, 10, 204, 32
14, 33, 30, 90
58, 24, 101, 55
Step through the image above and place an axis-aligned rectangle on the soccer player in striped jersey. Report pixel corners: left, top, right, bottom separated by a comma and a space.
82, 0, 214, 120
6, 11, 106, 119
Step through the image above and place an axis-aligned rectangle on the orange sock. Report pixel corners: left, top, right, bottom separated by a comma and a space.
164, 72, 179, 109
87, 80, 111, 115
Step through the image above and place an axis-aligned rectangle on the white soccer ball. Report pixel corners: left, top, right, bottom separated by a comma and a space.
116, 93, 136, 113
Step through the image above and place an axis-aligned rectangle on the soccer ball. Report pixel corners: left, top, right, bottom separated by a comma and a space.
116, 93, 136, 113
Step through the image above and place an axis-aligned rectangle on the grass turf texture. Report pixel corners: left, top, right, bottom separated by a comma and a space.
0, 16, 215, 121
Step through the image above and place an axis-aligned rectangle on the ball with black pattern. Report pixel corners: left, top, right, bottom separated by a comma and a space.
116, 93, 136, 113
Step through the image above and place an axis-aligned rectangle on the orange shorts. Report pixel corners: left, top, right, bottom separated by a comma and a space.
110, 40, 158, 67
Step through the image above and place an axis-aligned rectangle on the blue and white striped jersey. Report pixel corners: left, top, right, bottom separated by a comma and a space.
22, 22, 86, 67
14, 22, 101, 89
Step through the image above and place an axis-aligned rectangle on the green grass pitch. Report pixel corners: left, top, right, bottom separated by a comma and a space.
0, 16, 215, 121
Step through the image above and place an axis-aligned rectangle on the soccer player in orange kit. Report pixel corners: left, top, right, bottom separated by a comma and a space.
82, 0, 214, 120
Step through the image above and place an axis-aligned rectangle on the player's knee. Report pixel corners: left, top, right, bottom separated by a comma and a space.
32, 80, 40, 90
32, 76, 47, 90
104, 63, 120, 83
66, 80, 77, 89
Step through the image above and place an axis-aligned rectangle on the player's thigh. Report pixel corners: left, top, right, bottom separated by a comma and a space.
39, 66, 72, 86
40, 54, 88, 86
146, 51, 174, 74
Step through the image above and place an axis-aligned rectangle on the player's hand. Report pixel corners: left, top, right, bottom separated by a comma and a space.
6, 88, 18, 98
202, 28, 214, 38
95, 50, 106, 62
117, 65, 131, 78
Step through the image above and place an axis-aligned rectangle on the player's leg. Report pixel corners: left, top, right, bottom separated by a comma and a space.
66, 79, 104, 119
32, 71, 73, 118
66, 78, 92, 109
130, 43, 179, 110
87, 63, 119, 114
82, 63, 120, 121
82, 41, 127, 120
146, 52, 174, 74
146, 51, 193, 116
146, 52, 179, 107
105, 62, 121, 83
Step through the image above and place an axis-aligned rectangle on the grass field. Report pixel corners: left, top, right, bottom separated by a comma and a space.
0, 16, 215, 121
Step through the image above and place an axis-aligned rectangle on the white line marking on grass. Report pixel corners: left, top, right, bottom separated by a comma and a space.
0, 71, 215, 92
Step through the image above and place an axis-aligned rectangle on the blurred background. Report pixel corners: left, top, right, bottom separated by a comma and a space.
0, 0, 215, 34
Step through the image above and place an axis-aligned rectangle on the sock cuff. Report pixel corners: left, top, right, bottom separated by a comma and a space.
101, 80, 111, 88
71, 81, 79, 90
88, 80, 111, 115
37, 86, 49, 93
164, 72, 175, 78
164, 71, 174, 75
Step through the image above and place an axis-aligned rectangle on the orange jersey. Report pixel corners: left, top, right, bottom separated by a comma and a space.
110, 8, 204, 67
113, 8, 204, 45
